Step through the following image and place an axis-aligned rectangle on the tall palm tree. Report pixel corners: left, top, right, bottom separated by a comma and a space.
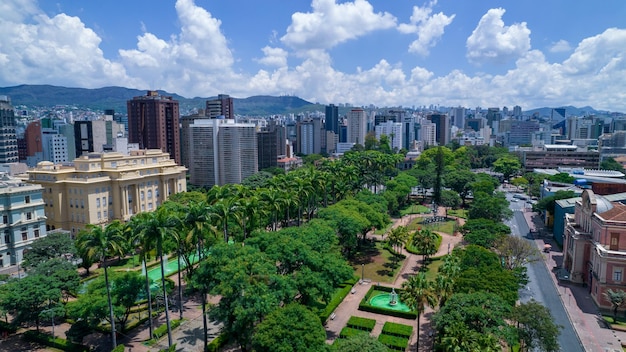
211, 197, 237, 243
412, 228, 438, 265
260, 187, 283, 231
401, 272, 438, 351
127, 215, 155, 340
132, 208, 179, 347
75, 221, 126, 349
388, 226, 408, 254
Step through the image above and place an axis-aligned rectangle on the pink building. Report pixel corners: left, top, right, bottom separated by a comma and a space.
563, 189, 626, 309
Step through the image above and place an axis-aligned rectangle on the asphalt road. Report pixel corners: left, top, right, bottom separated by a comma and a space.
504, 193, 584, 352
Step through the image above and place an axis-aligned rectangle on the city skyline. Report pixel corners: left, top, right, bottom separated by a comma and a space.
1, 0, 625, 111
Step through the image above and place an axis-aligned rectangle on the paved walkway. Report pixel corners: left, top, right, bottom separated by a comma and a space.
523, 210, 626, 352
326, 207, 463, 352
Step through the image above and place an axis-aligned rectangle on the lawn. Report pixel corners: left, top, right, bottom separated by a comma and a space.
407, 218, 457, 235
351, 241, 404, 284
400, 204, 432, 216
423, 257, 445, 281
447, 208, 468, 219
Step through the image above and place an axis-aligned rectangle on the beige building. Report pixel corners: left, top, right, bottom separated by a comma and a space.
27, 149, 187, 236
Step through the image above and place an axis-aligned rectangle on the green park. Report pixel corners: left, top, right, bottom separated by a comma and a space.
0, 145, 564, 352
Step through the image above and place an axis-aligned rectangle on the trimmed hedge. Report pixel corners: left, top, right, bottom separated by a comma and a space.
378, 333, 409, 351
346, 316, 376, 331
382, 242, 407, 258
207, 333, 227, 352
382, 322, 413, 338
111, 344, 126, 352
339, 326, 369, 339
319, 282, 355, 322
358, 285, 417, 320
153, 319, 183, 340
23, 330, 89, 352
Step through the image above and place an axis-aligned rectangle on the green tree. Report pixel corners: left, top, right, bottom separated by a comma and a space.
401, 272, 438, 351
492, 155, 522, 180
603, 289, 626, 323
444, 169, 475, 206
412, 228, 439, 263
75, 221, 126, 349
131, 209, 180, 347
252, 304, 327, 352
461, 218, 511, 248
547, 172, 575, 184
494, 236, 540, 270
533, 190, 576, 214
387, 226, 409, 253
470, 172, 499, 195
0, 274, 62, 331
468, 191, 512, 222
29, 257, 80, 302
111, 271, 144, 331
22, 231, 76, 269
601, 157, 625, 173
512, 300, 562, 352
331, 333, 387, 352
440, 189, 461, 209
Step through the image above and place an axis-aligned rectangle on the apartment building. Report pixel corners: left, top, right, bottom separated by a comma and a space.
27, 149, 186, 235
0, 174, 46, 268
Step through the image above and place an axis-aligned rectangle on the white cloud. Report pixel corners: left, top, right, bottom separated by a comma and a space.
549, 39, 571, 53
466, 8, 531, 65
397, 1, 455, 56
0, 1, 133, 88
280, 0, 396, 52
256, 46, 288, 67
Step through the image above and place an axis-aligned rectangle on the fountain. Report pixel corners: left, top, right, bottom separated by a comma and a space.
389, 288, 398, 306
369, 288, 411, 312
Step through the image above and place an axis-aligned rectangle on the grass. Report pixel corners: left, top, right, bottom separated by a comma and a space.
407, 218, 456, 235
351, 241, 404, 284
423, 257, 445, 281
400, 204, 432, 216
447, 208, 468, 218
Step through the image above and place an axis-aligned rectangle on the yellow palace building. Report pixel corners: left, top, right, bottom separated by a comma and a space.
27, 149, 187, 236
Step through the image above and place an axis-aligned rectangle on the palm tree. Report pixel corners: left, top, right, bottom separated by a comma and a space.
211, 197, 237, 243
388, 226, 408, 254
75, 221, 126, 349
412, 228, 438, 265
604, 289, 626, 322
401, 272, 438, 351
127, 215, 155, 340
260, 187, 283, 231
132, 208, 179, 347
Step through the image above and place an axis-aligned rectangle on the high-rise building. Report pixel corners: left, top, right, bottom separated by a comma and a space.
187, 119, 257, 187
296, 118, 322, 155
347, 108, 367, 145
451, 107, 466, 129
325, 104, 340, 134
27, 149, 186, 235
24, 121, 42, 159
180, 112, 209, 168
0, 174, 47, 268
427, 113, 451, 146
486, 108, 502, 128
258, 126, 279, 171
375, 121, 403, 151
0, 96, 19, 164
127, 91, 181, 164
42, 128, 68, 163
74, 120, 125, 158
206, 94, 234, 119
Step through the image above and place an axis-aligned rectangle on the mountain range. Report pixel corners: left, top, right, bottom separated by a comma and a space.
0, 84, 615, 118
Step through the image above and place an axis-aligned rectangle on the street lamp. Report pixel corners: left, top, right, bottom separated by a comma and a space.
361, 264, 364, 282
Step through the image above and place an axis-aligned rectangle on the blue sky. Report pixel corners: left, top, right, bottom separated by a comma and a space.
1, 0, 626, 111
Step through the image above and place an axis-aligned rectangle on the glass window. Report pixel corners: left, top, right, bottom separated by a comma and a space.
96, 198, 101, 207
24, 195, 30, 204
26, 212, 32, 220
147, 190, 152, 200
34, 229, 40, 238
614, 269, 623, 282
140, 191, 145, 200
21, 232, 27, 241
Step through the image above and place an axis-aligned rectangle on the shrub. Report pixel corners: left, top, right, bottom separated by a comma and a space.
152, 319, 183, 340
319, 283, 353, 322
207, 333, 227, 352
381, 322, 413, 338
378, 333, 409, 351
0, 320, 17, 333
66, 320, 92, 344
23, 330, 89, 352
111, 344, 126, 352
346, 316, 376, 331
339, 327, 368, 339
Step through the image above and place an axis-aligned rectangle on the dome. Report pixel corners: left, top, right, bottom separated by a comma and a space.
595, 194, 614, 214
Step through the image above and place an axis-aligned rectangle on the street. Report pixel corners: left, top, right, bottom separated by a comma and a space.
504, 192, 584, 352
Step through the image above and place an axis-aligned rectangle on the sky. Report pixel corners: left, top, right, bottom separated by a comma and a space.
1, 0, 626, 111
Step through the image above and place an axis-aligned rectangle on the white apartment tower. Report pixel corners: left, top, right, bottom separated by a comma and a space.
375, 121, 403, 151
188, 119, 258, 187
347, 108, 367, 145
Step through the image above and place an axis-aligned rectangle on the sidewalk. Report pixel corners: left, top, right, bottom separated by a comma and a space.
523, 210, 626, 352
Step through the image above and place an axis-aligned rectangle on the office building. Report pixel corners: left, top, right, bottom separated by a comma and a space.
127, 91, 181, 164
297, 118, 322, 155
427, 113, 451, 146
74, 120, 125, 159
187, 119, 257, 187
206, 94, 234, 119
258, 126, 279, 171
28, 149, 186, 235
451, 107, 466, 129
180, 112, 209, 168
347, 108, 367, 145
518, 145, 600, 172
42, 129, 69, 163
508, 120, 540, 146
0, 96, 19, 164
375, 121, 403, 151
0, 174, 47, 268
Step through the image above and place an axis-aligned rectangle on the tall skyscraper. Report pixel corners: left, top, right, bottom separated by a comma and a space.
187, 119, 257, 187
180, 112, 209, 168
296, 118, 322, 155
325, 104, 339, 134
427, 113, 451, 146
127, 91, 181, 164
258, 126, 278, 171
0, 96, 19, 164
74, 120, 125, 158
451, 107, 466, 129
375, 121, 403, 151
206, 94, 234, 119
347, 108, 367, 145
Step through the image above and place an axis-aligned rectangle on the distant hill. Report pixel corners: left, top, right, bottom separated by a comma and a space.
0, 85, 313, 116
525, 106, 612, 120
